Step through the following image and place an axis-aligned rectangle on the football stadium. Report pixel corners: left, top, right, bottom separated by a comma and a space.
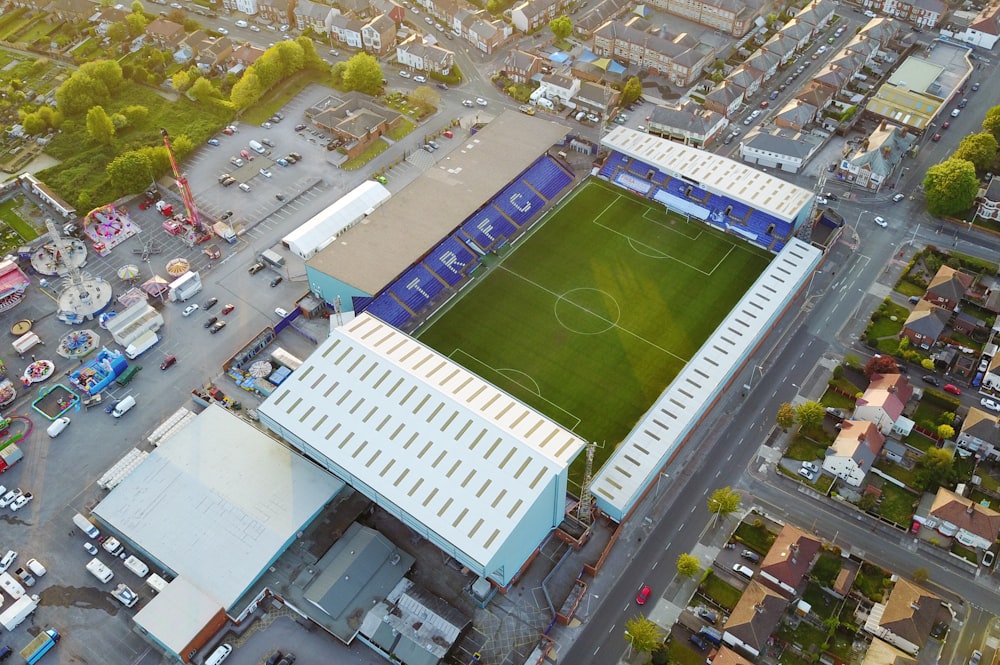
270, 112, 820, 587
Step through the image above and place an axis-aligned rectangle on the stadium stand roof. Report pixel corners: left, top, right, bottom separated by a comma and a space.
94, 405, 344, 610
258, 312, 587, 586
282, 181, 391, 260
592, 239, 822, 521
306, 111, 571, 295
601, 126, 814, 223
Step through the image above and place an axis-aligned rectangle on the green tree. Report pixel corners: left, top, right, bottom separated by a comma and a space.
937, 424, 955, 440
110, 112, 128, 130
171, 134, 194, 159
624, 616, 664, 654
125, 12, 148, 36
923, 158, 979, 216
86, 105, 115, 145
79, 60, 125, 93
913, 567, 929, 583
171, 69, 191, 92
22, 113, 46, 135
274, 40, 306, 73
983, 105, 1000, 138
146, 48, 166, 71
188, 77, 220, 103
776, 402, 795, 430
795, 401, 825, 429
130, 0, 144, 12
37, 105, 62, 129
707, 487, 741, 519
230, 70, 263, 110
107, 22, 129, 43
622, 76, 642, 105
342, 53, 383, 95
106, 150, 154, 195
122, 104, 148, 127
676, 553, 701, 578
915, 447, 955, 491
76, 190, 93, 212
550, 15, 572, 40
410, 85, 439, 110
56, 73, 104, 115
921, 358, 935, 370
295, 35, 324, 67
954, 132, 998, 172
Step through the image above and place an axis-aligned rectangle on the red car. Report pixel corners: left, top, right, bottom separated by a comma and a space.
932, 133, 942, 142
443, 130, 454, 138
760, 101, 769, 109
636, 585, 651, 605
221, 303, 235, 315
943, 384, 961, 395
160, 355, 177, 370
942, 121, 950, 129
222, 127, 235, 135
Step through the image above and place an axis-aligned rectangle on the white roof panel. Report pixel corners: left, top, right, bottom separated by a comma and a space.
282, 181, 391, 259
260, 313, 586, 566
602, 127, 814, 223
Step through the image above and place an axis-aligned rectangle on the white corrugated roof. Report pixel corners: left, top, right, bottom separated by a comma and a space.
260, 313, 586, 567
282, 180, 391, 259
602, 127, 814, 222
592, 239, 822, 519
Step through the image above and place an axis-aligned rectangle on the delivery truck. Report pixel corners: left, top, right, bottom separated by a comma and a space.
125, 331, 159, 360
0, 594, 38, 631
168, 271, 203, 303
102, 537, 124, 557
20, 628, 59, 665
0, 445, 23, 473
212, 222, 237, 243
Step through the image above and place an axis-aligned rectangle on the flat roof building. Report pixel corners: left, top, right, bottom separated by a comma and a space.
258, 312, 587, 587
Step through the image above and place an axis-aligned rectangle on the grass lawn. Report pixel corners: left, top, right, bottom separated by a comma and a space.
854, 563, 890, 602
873, 458, 919, 488
417, 180, 771, 473
911, 393, 958, 429
14, 17, 59, 44
734, 520, 776, 553
895, 279, 926, 297
810, 553, 842, 587
778, 651, 813, 665
0, 198, 38, 244
827, 627, 856, 660
666, 640, 708, 665
386, 118, 415, 140
0, 11, 32, 41
829, 376, 862, 395
903, 431, 936, 453
868, 302, 908, 337
342, 139, 389, 170
776, 620, 827, 654
801, 582, 838, 620
785, 433, 829, 462
876, 483, 918, 525
700, 572, 743, 610
820, 387, 856, 410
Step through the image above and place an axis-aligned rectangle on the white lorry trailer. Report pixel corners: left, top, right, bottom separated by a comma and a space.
125, 331, 159, 360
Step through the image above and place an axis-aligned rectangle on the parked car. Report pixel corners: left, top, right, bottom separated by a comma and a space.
399, 70, 410, 78
970, 650, 982, 665
740, 550, 760, 563
204, 316, 218, 329
943, 384, 962, 395
0, 489, 20, 509
922, 375, 941, 386
0, 550, 16, 573
732, 563, 754, 578
209, 320, 227, 334
476, 98, 488, 106
801, 461, 819, 473
972, 82, 981, 91
798, 467, 816, 481
221, 304, 235, 315
932, 133, 942, 141
696, 607, 718, 623
690, 634, 708, 650
892, 193, 905, 202
873, 216, 887, 228
413, 75, 427, 83
983, 550, 996, 568
203, 297, 218, 310
207, 138, 220, 146
951, 108, 961, 118
160, 355, 177, 370
248, 262, 265, 275
270, 276, 283, 287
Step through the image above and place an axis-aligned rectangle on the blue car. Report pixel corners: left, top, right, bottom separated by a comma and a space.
207, 138, 220, 146
276, 158, 289, 167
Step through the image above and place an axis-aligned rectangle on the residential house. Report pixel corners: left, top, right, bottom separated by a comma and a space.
343, 0, 375, 18
510, 0, 569, 33
793, 0, 836, 31
47, 0, 94, 22
535, 73, 580, 105
708, 647, 755, 665
793, 82, 834, 115
761, 32, 798, 66
758, 524, 821, 597
952, 310, 985, 337
574, 81, 618, 118
811, 64, 853, 96
822, 420, 886, 486
837, 122, 916, 192
294, 0, 335, 34
225, 0, 259, 14
721, 580, 788, 657
647, 103, 726, 147
179, 32, 233, 71
923, 487, 1000, 549
572, 0, 631, 38
227, 43, 266, 72
863, 579, 951, 656
900, 300, 950, 349
257, 0, 291, 26
704, 82, 744, 118
781, 19, 814, 49
396, 35, 455, 74
976, 177, 1000, 222
739, 131, 822, 173
745, 49, 780, 80
643, 0, 766, 37
956, 407, 1000, 459
94, 7, 128, 35
362, 14, 396, 55
331, 14, 365, 48
984, 354, 1000, 391
861, 640, 918, 665
463, 14, 511, 54
926, 265, 973, 311
729, 64, 764, 98
145, 18, 186, 48
311, 93, 405, 159
503, 49, 542, 83
946, 4, 1000, 49
854, 373, 913, 435
772, 100, 818, 131
592, 19, 713, 87
881, 0, 945, 28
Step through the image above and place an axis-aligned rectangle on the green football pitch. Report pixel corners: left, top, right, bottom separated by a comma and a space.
416, 179, 772, 471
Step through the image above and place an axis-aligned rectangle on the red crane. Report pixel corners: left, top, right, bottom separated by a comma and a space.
161, 128, 210, 244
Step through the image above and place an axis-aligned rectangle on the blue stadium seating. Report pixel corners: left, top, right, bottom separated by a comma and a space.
746, 209, 790, 238
772, 241, 785, 252
461, 209, 518, 250
494, 180, 545, 227
629, 159, 655, 176
705, 194, 727, 213
687, 186, 708, 202
366, 294, 412, 328
389, 264, 445, 313
664, 178, 688, 198
599, 152, 627, 179
522, 157, 574, 201
425, 236, 477, 286
652, 170, 668, 184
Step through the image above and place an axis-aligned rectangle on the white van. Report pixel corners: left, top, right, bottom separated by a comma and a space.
46, 417, 70, 438
73, 512, 100, 538
205, 644, 233, 665
248, 140, 266, 154
146, 573, 168, 593
113, 395, 136, 418
0, 572, 25, 599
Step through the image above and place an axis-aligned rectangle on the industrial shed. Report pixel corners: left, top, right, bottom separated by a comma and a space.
257, 312, 587, 588
282, 180, 391, 260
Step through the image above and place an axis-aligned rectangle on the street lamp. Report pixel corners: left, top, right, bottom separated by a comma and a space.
893, 166, 910, 191
655, 472, 670, 497
805, 269, 823, 299
743, 364, 764, 391
624, 631, 634, 659
586, 593, 599, 616
852, 209, 868, 240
